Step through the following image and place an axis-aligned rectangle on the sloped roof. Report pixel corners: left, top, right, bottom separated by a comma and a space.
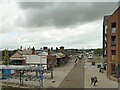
53, 53, 65, 58
10, 51, 23, 58
19, 49, 32, 55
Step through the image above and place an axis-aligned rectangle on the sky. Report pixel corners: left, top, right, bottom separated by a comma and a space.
0, 0, 119, 50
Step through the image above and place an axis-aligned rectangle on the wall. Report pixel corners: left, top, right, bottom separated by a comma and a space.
24, 55, 47, 69
107, 7, 120, 77
0, 51, 2, 64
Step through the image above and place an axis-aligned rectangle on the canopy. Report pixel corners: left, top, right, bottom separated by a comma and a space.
0, 65, 46, 71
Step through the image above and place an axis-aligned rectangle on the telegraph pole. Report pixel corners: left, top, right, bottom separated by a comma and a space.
50, 64, 53, 79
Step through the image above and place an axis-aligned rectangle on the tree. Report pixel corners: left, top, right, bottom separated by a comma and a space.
94, 48, 102, 55
2, 49, 9, 65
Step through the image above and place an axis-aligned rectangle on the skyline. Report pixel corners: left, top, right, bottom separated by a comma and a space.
0, 1, 119, 50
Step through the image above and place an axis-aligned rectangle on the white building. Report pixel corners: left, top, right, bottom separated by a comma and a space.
23, 51, 48, 69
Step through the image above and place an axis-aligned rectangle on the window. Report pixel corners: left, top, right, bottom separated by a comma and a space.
111, 22, 116, 33
112, 22, 116, 27
112, 50, 116, 61
111, 36, 116, 47
112, 28, 116, 33
112, 50, 116, 55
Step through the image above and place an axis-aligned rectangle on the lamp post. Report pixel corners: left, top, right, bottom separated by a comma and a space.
50, 64, 53, 79
39, 53, 43, 88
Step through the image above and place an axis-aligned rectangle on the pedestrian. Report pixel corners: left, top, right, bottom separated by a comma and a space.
75, 59, 78, 66
99, 68, 101, 72
93, 76, 98, 86
91, 77, 94, 85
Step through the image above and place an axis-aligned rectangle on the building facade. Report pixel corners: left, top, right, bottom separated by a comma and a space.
0, 51, 2, 64
103, 5, 120, 78
103, 15, 111, 64
10, 51, 26, 65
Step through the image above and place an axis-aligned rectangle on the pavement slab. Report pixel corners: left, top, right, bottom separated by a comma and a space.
84, 62, 118, 88
58, 61, 85, 88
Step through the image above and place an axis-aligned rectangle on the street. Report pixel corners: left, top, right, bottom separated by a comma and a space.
1, 55, 119, 89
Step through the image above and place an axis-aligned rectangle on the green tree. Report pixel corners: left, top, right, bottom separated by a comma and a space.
94, 48, 102, 55
2, 49, 9, 65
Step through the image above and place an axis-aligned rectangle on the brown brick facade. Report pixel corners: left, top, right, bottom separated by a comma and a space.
107, 7, 120, 77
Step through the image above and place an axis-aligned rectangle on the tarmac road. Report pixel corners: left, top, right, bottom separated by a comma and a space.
58, 60, 85, 88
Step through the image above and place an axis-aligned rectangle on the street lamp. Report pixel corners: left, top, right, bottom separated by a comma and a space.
39, 53, 43, 88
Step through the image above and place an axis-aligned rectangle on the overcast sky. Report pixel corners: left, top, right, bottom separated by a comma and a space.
0, 1, 119, 50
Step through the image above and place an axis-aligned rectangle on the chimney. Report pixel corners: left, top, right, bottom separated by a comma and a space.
43, 46, 48, 51
59, 46, 64, 53
51, 47, 53, 51
32, 47, 35, 54
56, 47, 58, 52
48, 49, 50, 55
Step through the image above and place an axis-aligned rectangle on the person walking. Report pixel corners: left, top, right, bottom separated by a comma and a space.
91, 77, 94, 85
93, 76, 98, 86
75, 59, 78, 66
99, 68, 102, 72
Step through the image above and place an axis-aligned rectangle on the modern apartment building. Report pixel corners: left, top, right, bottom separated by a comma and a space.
103, 5, 120, 78
103, 15, 111, 64
0, 51, 2, 64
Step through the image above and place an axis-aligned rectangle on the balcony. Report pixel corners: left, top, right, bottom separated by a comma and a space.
105, 40, 107, 43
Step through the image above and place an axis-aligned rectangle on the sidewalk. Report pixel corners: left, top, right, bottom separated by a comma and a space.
58, 60, 84, 88
84, 62, 118, 88
1, 59, 76, 88
1, 57, 119, 89
44, 59, 75, 88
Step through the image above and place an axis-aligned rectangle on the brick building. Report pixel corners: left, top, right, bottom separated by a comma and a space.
103, 15, 111, 64
103, 5, 120, 78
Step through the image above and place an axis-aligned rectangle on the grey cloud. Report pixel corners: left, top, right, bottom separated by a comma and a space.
17, 2, 118, 28
18, 2, 54, 9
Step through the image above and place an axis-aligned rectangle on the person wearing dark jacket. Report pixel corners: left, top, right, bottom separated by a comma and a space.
91, 77, 94, 85
75, 59, 78, 66
93, 76, 98, 86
